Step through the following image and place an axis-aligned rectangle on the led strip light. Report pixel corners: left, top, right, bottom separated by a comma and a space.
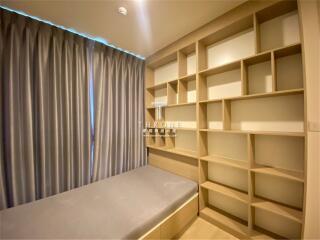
0, 5, 145, 60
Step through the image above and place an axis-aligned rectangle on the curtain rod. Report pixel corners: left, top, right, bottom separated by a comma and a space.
0, 5, 145, 60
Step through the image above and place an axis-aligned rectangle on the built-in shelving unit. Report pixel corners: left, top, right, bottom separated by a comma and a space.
145, 1, 305, 239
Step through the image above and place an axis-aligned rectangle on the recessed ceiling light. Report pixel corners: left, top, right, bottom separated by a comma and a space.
118, 7, 128, 16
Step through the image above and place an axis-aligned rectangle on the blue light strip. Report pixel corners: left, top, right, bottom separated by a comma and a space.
0, 5, 145, 60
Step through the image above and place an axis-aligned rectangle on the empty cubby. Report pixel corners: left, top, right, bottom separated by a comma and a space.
274, 44, 303, 91
178, 43, 196, 77
167, 80, 178, 105
199, 101, 223, 130
254, 207, 302, 239
256, 1, 300, 52
254, 135, 305, 172
174, 130, 197, 153
254, 173, 304, 209
178, 76, 196, 104
243, 53, 272, 95
148, 52, 178, 86
154, 128, 166, 147
207, 132, 247, 163
198, 15, 255, 71
199, 61, 242, 101
146, 84, 168, 107
165, 104, 196, 129
208, 191, 248, 222
230, 93, 304, 133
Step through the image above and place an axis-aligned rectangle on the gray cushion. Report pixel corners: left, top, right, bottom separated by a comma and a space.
0, 165, 198, 239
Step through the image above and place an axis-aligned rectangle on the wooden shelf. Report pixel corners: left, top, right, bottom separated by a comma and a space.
199, 60, 240, 77
145, 2, 305, 238
175, 127, 197, 131
179, 73, 196, 82
147, 145, 197, 159
146, 101, 196, 109
200, 155, 248, 170
199, 129, 305, 137
199, 88, 304, 104
200, 207, 249, 238
199, 43, 301, 78
251, 166, 304, 183
166, 102, 196, 108
146, 82, 167, 91
252, 198, 303, 224
201, 181, 248, 204
146, 79, 178, 90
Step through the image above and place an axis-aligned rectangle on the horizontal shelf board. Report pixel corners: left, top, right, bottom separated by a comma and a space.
146, 101, 196, 109
179, 73, 196, 82
175, 127, 197, 131
201, 181, 249, 204
252, 198, 303, 224
166, 102, 196, 108
274, 42, 301, 58
146, 145, 197, 159
200, 155, 248, 170
146, 79, 178, 90
200, 207, 248, 237
146, 82, 167, 90
199, 88, 304, 104
199, 129, 305, 137
199, 60, 240, 76
251, 166, 304, 183
243, 52, 271, 65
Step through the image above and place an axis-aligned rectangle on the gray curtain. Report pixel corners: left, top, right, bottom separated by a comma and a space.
0, 10, 92, 210
92, 45, 146, 181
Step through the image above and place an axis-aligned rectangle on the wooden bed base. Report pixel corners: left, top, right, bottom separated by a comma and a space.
139, 193, 199, 240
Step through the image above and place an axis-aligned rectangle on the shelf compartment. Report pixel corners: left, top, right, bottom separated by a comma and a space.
274, 43, 303, 91
201, 181, 249, 204
251, 166, 304, 183
178, 77, 196, 104
201, 155, 248, 170
146, 145, 197, 159
167, 80, 178, 105
178, 43, 196, 77
254, 134, 305, 173
199, 62, 241, 101
254, 173, 304, 210
230, 93, 304, 133
199, 101, 223, 130
243, 52, 272, 95
256, 1, 300, 52
206, 132, 248, 167
200, 207, 249, 238
165, 104, 196, 130
198, 15, 254, 71
252, 197, 303, 224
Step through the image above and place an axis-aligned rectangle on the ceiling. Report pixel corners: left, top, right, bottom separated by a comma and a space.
0, 0, 245, 58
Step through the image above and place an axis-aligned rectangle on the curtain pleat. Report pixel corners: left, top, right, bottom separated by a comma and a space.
92, 47, 146, 181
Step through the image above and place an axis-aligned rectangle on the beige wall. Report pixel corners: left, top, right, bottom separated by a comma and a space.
298, 0, 320, 239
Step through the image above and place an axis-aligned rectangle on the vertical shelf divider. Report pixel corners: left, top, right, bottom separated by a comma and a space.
271, 51, 277, 92
253, 13, 261, 54
222, 100, 231, 130
241, 60, 248, 96
247, 134, 255, 234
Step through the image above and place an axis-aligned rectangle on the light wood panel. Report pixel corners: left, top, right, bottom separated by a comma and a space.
145, 0, 307, 239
